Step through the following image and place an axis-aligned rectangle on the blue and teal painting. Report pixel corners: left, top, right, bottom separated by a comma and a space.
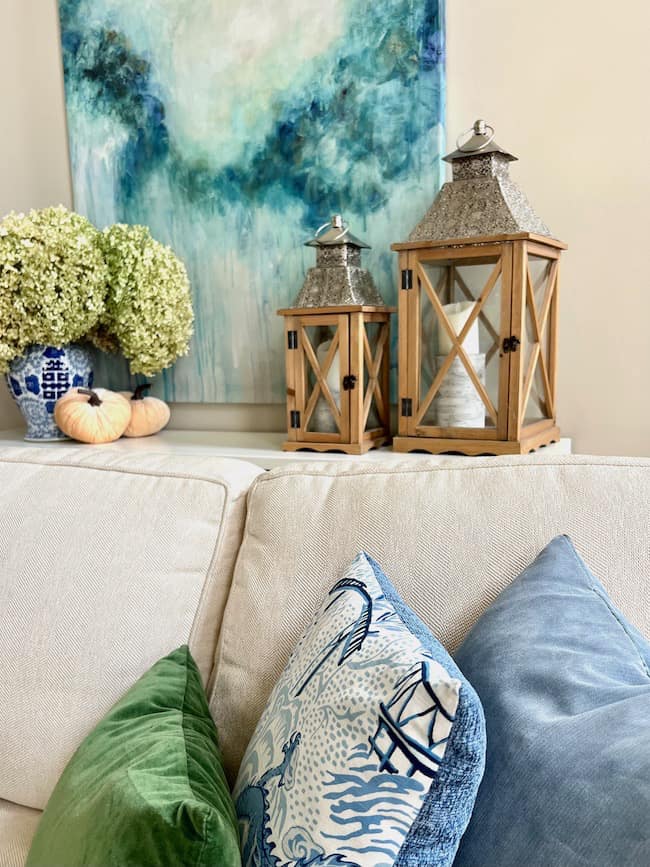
58, 0, 445, 402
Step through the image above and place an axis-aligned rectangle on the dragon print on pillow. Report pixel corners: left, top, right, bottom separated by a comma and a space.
234, 553, 485, 867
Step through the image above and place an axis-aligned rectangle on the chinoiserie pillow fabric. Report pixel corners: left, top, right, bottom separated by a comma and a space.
234, 552, 486, 867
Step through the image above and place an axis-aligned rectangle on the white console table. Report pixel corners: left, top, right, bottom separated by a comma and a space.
0, 428, 572, 471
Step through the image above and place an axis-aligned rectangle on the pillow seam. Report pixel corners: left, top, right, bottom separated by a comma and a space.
364, 553, 432, 647
180, 651, 210, 867
563, 536, 650, 679
366, 552, 480, 865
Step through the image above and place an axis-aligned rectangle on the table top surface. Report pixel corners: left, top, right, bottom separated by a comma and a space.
0, 427, 573, 470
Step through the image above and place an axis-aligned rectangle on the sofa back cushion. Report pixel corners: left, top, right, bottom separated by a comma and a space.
0, 446, 260, 810
210, 455, 650, 782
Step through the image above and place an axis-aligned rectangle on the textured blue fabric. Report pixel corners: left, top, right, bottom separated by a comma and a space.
367, 556, 486, 867
454, 535, 650, 867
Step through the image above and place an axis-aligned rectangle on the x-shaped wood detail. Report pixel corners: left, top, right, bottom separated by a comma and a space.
362, 323, 389, 428
416, 260, 502, 426
453, 270, 501, 365
301, 327, 342, 432
521, 259, 558, 420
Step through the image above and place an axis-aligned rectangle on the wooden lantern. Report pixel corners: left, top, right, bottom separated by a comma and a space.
393, 120, 567, 456
278, 216, 395, 455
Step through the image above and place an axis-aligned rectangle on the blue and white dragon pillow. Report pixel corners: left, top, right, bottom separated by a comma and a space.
234, 553, 486, 867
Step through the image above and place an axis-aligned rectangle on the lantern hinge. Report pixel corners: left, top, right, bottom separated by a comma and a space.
290, 410, 301, 429
401, 398, 413, 417
342, 374, 357, 391
287, 330, 298, 349
502, 335, 521, 354
401, 269, 413, 291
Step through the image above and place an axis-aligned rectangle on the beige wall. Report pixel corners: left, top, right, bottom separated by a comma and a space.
0, 0, 72, 429
1, 0, 649, 454
447, 1, 650, 456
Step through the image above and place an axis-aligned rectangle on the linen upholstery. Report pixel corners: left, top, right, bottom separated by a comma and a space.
0, 801, 41, 867
0, 446, 260, 811
454, 536, 650, 866
210, 455, 650, 780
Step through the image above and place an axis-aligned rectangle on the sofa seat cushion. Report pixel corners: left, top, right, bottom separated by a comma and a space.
0, 447, 260, 810
454, 536, 650, 866
0, 800, 41, 867
209, 455, 650, 781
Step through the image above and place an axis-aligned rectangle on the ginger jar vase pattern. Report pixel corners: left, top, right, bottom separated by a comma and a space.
7, 344, 94, 441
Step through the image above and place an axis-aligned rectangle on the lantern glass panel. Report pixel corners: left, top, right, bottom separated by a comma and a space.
521, 255, 556, 425
525, 364, 549, 425
362, 321, 387, 432
302, 323, 342, 435
417, 255, 504, 432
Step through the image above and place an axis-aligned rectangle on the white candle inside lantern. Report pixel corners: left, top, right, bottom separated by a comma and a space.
437, 301, 480, 356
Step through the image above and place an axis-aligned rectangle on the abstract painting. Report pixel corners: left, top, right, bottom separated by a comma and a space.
58, 0, 445, 402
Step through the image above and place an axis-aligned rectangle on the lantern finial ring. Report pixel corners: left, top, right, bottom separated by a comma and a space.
314, 215, 351, 243
314, 221, 332, 237
456, 120, 495, 153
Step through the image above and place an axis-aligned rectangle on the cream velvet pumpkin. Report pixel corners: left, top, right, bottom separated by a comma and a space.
54, 388, 132, 444
120, 384, 170, 438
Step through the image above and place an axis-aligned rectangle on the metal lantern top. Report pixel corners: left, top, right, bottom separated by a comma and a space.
304, 214, 370, 250
408, 119, 552, 242
443, 118, 517, 164
292, 215, 386, 308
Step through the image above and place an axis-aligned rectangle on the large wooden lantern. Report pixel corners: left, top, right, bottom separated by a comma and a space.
278, 216, 395, 454
393, 120, 567, 456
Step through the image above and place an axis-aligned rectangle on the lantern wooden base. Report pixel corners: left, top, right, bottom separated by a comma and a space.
282, 434, 391, 455
393, 425, 560, 456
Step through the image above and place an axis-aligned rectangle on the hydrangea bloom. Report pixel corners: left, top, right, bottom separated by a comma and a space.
0, 206, 107, 372
96, 224, 193, 376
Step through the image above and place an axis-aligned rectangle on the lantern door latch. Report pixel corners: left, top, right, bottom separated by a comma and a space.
287, 330, 298, 349
342, 374, 357, 391
290, 410, 301, 429
401, 398, 413, 417
502, 335, 521, 354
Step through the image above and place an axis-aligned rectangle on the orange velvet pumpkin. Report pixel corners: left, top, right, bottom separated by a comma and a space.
120, 384, 170, 437
54, 388, 132, 444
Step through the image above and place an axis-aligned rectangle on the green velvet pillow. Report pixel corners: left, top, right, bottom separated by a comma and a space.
26, 645, 241, 867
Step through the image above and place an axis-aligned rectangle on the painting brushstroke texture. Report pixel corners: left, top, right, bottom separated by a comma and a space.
58, 0, 445, 402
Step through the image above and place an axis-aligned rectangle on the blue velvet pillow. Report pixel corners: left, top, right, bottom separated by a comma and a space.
454, 535, 650, 867
235, 553, 485, 867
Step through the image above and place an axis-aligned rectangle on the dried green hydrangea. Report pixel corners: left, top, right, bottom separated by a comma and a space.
0, 206, 107, 372
95, 224, 194, 376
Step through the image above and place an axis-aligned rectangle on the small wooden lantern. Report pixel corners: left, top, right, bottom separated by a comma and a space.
278, 216, 395, 454
393, 120, 567, 456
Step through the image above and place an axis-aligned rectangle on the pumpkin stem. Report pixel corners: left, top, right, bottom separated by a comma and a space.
78, 387, 102, 407
132, 383, 152, 401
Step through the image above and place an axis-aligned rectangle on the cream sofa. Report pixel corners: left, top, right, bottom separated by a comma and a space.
1, 446, 649, 866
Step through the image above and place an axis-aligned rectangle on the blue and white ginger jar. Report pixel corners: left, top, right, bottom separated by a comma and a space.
6, 344, 94, 441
